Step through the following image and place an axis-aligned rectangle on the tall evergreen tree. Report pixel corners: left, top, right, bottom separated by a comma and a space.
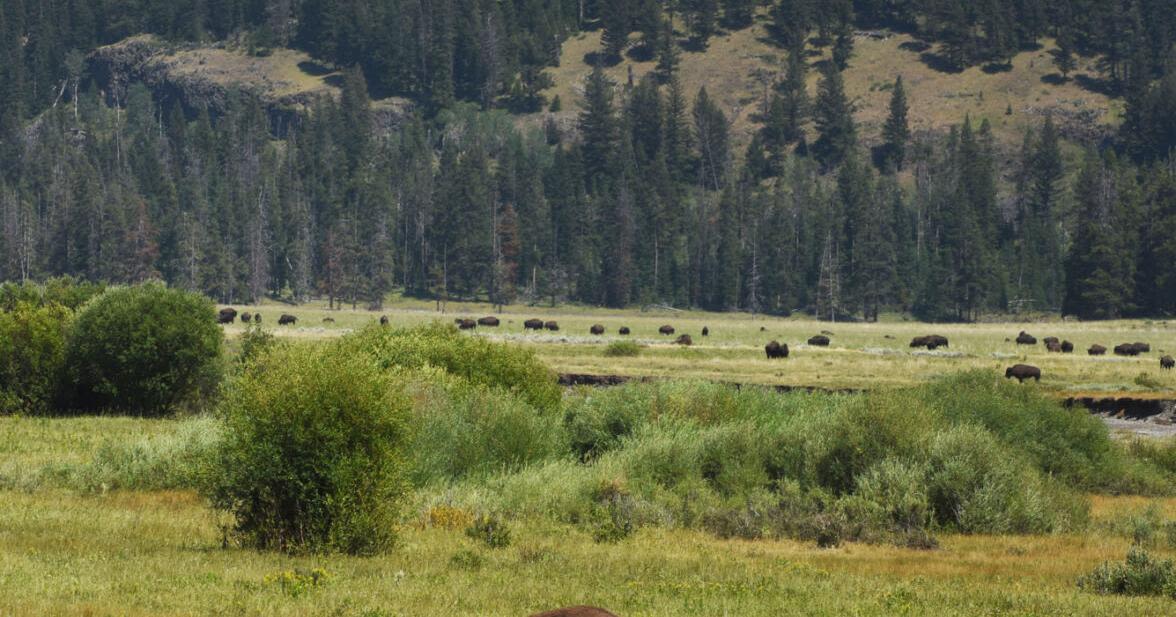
880, 76, 910, 172
812, 63, 856, 170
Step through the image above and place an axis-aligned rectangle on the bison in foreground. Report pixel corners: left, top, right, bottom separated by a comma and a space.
702, 326, 710, 336
1005, 364, 1041, 383
765, 341, 789, 359
528, 607, 620, 617
524, 319, 544, 330
807, 335, 830, 347
218, 308, 238, 324
590, 324, 605, 335
1162, 356, 1174, 370
1088, 344, 1107, 356
379, 315, 389, 325
477, 316, 500, 327
278, 314, 297, 326
1015, 331, 1037, 345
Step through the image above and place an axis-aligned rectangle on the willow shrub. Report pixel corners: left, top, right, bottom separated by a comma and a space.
64, 283, 223, 415
0, 302, 71, 413
207, 344, 411, 555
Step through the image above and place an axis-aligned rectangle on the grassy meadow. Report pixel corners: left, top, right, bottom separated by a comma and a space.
221, 298, 1176, 395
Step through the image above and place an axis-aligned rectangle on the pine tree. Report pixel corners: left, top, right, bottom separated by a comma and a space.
778, 45, 809, 144
881, 76, 910, 172
1051, 29, 1077, 80
600, 0, 631, 61
655, 18, 681, 81
832, 21, 854, 70
579, 64, 619, 190
693, 87, 730, 191
685, 0, 719, 48
1063, 149, 1135, 318
812, 63, 856, 170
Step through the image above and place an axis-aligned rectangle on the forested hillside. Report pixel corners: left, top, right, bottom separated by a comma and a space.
2, 1, 1176, 320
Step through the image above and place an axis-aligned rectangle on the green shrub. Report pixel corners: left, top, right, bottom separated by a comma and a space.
465, 513, 512, 549
60, 416, 219, 491
64, 283, 223, 414
0, 277, 105, 311
603, 341, 641, 357
854, 458, 934, 540
0, 302, 71, 413
236, 323, 277, 367
207, 344, 411, 555
1078, 546, 1176, 598
338, 323, 561, 412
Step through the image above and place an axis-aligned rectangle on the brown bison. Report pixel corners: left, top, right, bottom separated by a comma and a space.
1161, 356, 1174, 370
253, 313, 262, 323
1061, 340, 1074, 353
278, 314, 297, 326
659, 325, 675, 336
1015, 331, 1037, 345
618, 327, 631, 335
478, 316, 501, 327
910, 336, 930, 348
1134, 342, 1151, 353
590, 324, 605, 335
674, 334, 693, 346
544, 321, 560, 331
323, 317, 335, 324
240, 312, 252, 323
1088, 344, 1107, 356
1045, 341, 1062, 353
379, 315, 389, 325
218, 308, 238, 324
807, 335, 831, 346
1043, 336, 1060, 346
458, 319, 477, 330
1005, 364, 1041, 383
1114, 343, 1141, 357
919, 334, 949, 350
702, 326, 710, 336
765, 341, 789, 359
524, 319, 545, 330
528, 607, 620, 617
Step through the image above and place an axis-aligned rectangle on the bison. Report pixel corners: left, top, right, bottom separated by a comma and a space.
674, 334, 693, 346
765, 341, 789, 359
702, 326, 709, 337
524, 319, 544, 330
1045, 341, 1062, 353
379, 315, 389, 326
910, 336, 930, 348
924, 335, 949, 350
807, 335, 831, 347
659, 325, 675, 336
1134, 342, 1151, 353
1015, 331, 1037, 345
528, 607, 619, 617
1161, 356, 1174, 370
278, 314, 297, 326
1061, 340, 1074, 353
218, 308, 238, 324
458, 319, 477, 330
618, 327, 631, 335
544, 321, 560, 331
323, 317, 336, 324
1043, 336, 1060, 346
240, 312, 252, 323
590, 324, 605, 335
1005, 364, 1041, 383
253, 313, 261, 323
1114, 343, 1141, 357
1088, 344, 1107, 356
477, 316, 501, 327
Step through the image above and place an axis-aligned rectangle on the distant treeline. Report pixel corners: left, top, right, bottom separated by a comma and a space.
1, 1, 1176, 320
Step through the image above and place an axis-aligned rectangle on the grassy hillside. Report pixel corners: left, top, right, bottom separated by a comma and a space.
537, 18, 1119, 155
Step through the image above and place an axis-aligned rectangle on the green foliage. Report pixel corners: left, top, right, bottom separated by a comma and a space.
465, 514, 512, 549
264, 568, 332, 598
0, 277, 105, 312
338, 322, 561, 413
1078, 546, 1176, 598
236, 324, 277, 367
0, 302, 71, 413
64, 284, 223, 415
207, 344, 411, 555
603, 340, 642, 357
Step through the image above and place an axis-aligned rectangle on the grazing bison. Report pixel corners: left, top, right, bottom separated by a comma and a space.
1046, 341, 1062, 353
674, 334, 693, 346
458, 319, 477, 330
618, 327, 631, 335
1005, 364, 1041, 383
1043, 336, 1060, 346
240, 312, 252, 323
910, 336, 930, 348
379, 315, 389, 325
1061, 340, 1074, 353
702, 326, 709, 337
659, 325, 675, 336
253, 313, 261, 323
760, 326, 767, 332
218, 308, 238, 324
544, 321, 559, 331
765, 341, 789, 359
1015, 331, 1037, 345
1088, 344, 1107, 356
528, 607, 619, 617
1134, 342, 1152, 353
807, 335, 831, 347
323, 317, 335, 324
524, 319, 544, 330
1114, 343, 1141, 357
454, 318, 465, 325
1162, 356, 1175, 370
924, 335, 949, 350
478, 316, 501, 327
590, 324, 605, 335
278, 314, 297, 326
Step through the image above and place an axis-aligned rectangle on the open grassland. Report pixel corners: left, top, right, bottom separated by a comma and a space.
1, 487, 1174, 616
221, 299, 1176, 396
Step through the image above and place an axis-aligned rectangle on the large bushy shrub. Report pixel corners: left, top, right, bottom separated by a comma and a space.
64, 283, 223, 414
207, 344, 411, 555
0, 302, 71, 413
0, 277, 105, 312
338, 322, 561, 412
